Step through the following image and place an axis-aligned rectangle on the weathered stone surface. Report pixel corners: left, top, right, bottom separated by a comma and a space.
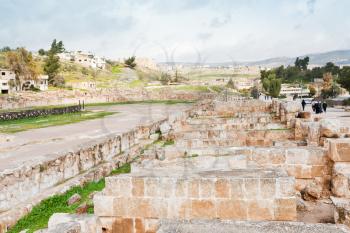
329, 139, 350, 162
301, 182, 322, 201
297, 112, 311, 119
48, 222, 80, 233
67, 194, 81, 206
48, 213, 96, 233
75, 203, 89, 214
320, 119, 341, 138
157, 219, 350, 233
95, 169, 296, 222
331, 196, 350, 228
332, 163, 350, 198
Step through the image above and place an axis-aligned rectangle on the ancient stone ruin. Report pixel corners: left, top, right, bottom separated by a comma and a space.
3, 98, 350, 232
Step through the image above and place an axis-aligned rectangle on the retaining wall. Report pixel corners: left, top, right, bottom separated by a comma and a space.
0, 108, 191, 232
0, 105, 81, 121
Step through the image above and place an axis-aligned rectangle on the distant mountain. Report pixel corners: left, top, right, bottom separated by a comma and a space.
159, 50, 350, 68
243, 50, 350, 67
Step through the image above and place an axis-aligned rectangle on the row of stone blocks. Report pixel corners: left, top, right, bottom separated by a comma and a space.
174, 130, 294, 148
94, 169, 296, 226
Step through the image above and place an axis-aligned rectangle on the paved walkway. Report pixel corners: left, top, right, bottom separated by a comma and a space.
0, 103, 191, 171
304, 104, 350, 127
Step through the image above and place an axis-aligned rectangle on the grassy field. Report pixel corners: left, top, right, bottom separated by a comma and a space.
8, 163, 131, 233
85, 99, 195, 107
0, 111, 115, 133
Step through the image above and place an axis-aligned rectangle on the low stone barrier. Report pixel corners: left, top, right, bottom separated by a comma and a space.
94, 169, 296, 232
0, 108, 191, 231
0, 105, 82, 121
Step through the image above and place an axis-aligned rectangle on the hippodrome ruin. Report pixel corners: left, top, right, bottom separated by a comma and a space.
0, 94, 350, 233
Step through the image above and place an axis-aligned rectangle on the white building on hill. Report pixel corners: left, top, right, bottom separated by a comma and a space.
0, 69, 16, 94
58, 51, 106, 69
280, 84, 310, 97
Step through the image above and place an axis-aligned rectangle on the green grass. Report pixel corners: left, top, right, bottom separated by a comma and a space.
8, 163, 131, 233
110, 162, 131, 175
163, 139, 175, 147
111, 65, 122, 74
86, 99, 195, 107
175, 85, 210, 92
0, 111, 115, 133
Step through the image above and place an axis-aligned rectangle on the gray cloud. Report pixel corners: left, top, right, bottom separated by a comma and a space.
210, 14, 231, 28
307, 0, 317, 14
197, 32, 213, 41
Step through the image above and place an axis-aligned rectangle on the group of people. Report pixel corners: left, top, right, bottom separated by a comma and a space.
301, 99, 328, 114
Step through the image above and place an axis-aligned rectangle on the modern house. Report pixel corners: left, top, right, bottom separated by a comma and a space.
280, 84, 310, 97
0, 69, 16, 94
58, 51, 106, 69
22, 75, 49, 91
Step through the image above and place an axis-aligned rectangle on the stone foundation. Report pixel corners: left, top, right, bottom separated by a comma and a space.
94, 169, 296, 233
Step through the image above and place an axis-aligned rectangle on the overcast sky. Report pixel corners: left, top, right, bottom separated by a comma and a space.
0, 0, 349, 63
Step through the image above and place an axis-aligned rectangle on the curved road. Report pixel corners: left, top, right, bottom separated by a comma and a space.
0, 103, 191, 171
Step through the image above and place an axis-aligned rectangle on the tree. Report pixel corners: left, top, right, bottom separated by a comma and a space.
1, 46, 11, 52
159, 72, 171, 85
43, 51, 60, 84
308, 85, 316, 97
49, 39, 65, 54
321, 72, 341, 98
262, 73, 281, 98
226, 78, 235, 89
6, 47, 39, 90
250, 86, 259, 99
338, 66, 350, 92
295, 56, 309, 71
38, 49, 46, 56
124, 56, 136, 69
324, 62, 340, 75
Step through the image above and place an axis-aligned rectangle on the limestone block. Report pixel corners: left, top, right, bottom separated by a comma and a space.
332, 162, 350, 198
320, 119, 341, 138
157, 219, 350, 233
329, 138, 350, 162
307, 122, 321, 146
67, 194, 81, 206
160, 122, 171, 136
48, 222, 80, 233
331, 196, 350, 228
47, 213, 96, 233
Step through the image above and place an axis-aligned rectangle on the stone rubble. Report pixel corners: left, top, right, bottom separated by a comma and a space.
3, 98, 350, 232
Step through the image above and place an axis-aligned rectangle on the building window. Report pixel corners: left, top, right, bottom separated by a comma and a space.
1, 72, 5, 75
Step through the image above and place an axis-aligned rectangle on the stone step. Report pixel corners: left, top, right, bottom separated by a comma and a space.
331, 196, 350, 228
179, 123, 269, 132
136, 146, 330, 180
186, 117, 272, 126
332, 162, 350, 198
174, 130, 294, 148
157, 219, 350, 233
95, 169, 296, 222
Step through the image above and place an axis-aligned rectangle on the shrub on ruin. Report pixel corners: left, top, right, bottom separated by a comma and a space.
51, 75, 65, 88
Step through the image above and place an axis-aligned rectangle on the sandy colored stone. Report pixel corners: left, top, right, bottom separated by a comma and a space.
216, 200, 247, 219
215, 179, 230, 198
191, 200, 215, 219
329, 138, 350, 162
247, 200, 274, 221
132, 178, 145, 197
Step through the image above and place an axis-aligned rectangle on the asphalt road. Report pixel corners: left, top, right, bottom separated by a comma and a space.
0, 103, 191, 171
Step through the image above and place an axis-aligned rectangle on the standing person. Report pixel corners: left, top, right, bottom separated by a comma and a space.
311, 101, 316, 113
301, 99, 306, 111
322, 102, 328, 113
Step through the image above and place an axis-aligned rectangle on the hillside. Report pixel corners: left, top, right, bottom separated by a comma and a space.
161, 49, 350, 68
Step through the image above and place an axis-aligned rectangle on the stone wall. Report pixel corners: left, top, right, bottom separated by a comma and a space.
0, 88, 201, 110
0, 109, 191, 232
94, 169, 296, 232
0, 105, 81, 121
